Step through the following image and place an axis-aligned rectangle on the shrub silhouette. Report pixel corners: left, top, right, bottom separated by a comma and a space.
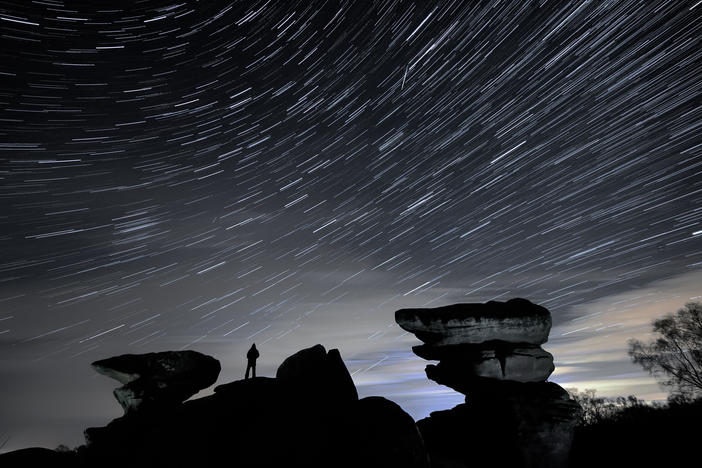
565, 388, 655, 426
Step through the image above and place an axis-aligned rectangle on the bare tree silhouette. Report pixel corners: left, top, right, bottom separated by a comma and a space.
628, 301, 702, 399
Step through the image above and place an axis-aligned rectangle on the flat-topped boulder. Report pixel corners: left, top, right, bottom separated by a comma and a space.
395, 298, 551, 346
92, 350, 221, 414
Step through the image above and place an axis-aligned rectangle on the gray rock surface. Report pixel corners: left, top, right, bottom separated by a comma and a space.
418, 344, 554, 385
92, 350, 220, 414
395, 298, 552, 346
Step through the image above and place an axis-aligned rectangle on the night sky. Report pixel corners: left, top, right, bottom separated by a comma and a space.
1, 0, 701, 452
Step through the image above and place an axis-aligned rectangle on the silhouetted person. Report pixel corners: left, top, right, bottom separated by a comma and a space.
245, 343, 259, 379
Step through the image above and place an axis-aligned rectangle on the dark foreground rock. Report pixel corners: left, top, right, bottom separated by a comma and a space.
352, 397, 429, 468
276, 343, 358, 404
0, 447, 73, 468
1, 345, 425, 468
418, 382, 581, 468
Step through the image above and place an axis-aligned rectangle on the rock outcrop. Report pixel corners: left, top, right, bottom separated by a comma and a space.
91, 350, 221, 414
276, 343, 359, 404
1, 298, 581, 468
2, 345, 426, 468
397, 298, 555, 391
397, 298, 581, 468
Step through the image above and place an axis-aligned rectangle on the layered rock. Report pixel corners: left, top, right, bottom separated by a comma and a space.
421, 345, 555, 394
396, 298, 581, 468
92, 350, 221, 414
396, 297, 551, 347
397, 298, 555, 389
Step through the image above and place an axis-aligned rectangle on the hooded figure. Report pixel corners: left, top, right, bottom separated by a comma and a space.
245, 343, 259, 379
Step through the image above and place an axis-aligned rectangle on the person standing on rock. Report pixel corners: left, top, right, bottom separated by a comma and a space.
245, 343, 259, 379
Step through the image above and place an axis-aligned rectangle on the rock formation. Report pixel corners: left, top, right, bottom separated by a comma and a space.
276, 343, 359, 404
1, 299, 581, 468
2, 345, 426, 468
396, 298, 582, 468
91, 350, 221, 414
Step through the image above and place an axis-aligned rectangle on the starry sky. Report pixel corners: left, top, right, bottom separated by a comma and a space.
1, 0, 701, 452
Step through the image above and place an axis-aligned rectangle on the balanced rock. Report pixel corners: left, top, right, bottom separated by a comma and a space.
92, 350, 220, 414
399, 298, 554, 387
395, 297, 551, 347
396, 298, 581, 468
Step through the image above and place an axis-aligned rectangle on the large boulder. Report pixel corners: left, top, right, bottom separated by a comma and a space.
92, 350, 220, 414
276, 343, 327, 380
396, 298, 581, 468
395, 298, 551, 346
398, 299, 555, 391
276, 344, 358, 404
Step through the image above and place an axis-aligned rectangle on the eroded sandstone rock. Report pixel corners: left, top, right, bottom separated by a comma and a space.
417, 344, 555, 387
92, 350, 221, 414
395, 298, 552, 346
396, 298, 581, 468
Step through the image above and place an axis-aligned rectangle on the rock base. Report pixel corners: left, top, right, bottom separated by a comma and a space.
418, 382, 581, 468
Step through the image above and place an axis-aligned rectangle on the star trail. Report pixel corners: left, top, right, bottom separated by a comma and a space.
1, 0, 701, 451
